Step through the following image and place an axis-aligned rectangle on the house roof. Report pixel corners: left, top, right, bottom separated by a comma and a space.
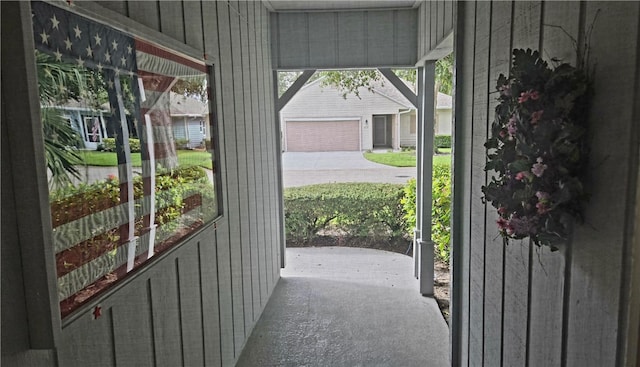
170, 92, 208, 117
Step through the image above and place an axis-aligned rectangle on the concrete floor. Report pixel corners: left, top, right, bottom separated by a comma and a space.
236, 247, 450, 367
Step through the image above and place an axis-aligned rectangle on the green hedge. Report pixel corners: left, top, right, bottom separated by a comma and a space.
284, 183, 406, 242
434, 135, 451, 149
400, 162, 452, 264
98, 137, 141, 153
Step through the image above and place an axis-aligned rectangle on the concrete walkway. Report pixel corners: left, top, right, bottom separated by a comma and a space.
282, 152, 416, 187
236, 247, 450, 367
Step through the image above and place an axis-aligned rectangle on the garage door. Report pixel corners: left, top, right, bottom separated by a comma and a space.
285, 120, 360, 152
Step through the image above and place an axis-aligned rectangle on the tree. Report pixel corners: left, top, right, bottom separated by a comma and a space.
36, 52, 94, 188
276, 53, 453, 100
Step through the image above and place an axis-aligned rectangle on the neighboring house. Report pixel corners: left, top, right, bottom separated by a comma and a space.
169, 92, 210, 149
58, 100, 109, 150
60, 92, 209, 150
280, 75, 452, 152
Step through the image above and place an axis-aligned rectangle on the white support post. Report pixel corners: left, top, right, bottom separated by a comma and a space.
414, 67, 424, 279
419, 61, 436, 296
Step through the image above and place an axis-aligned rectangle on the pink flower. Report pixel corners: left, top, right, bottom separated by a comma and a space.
530, 90, 540, 100
535, 191, 550, 201
515, 171, 532, 181
497, 206, 508, 215
531, 157, 548, 177
107, 174, 117, 181
518, 90, 540, 103
497, 217, 509, 231
531, 110, 544, 124
536, 201, 549, 214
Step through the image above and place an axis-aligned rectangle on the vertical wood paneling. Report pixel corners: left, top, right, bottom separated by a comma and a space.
227, 0, 250, 356
418, 3, 424, 59
368, 11, 394, 66
262, 5, 278, 287
255, 2, 270, 307
526, 3, 580, 366
183, 1, 204, 52
158, 1, 185, 43
248, 2, 264, 319
452, 3, 476, 364
95, 1, 127, 16
430, 1, 437, 51
265, 7, 281, 283
501, 3, 541, 366
201, 3, 231, 364
238, 0, 258, 335
422, 2, 429, 58
566, 3, 640, 366
213, 2, 240, 364
437, 0, 445, 42
178, 246, 205, 367
396, 10, 418, 67
58, 311, 115, 366
444, 0, 453, 37
277, 13, 308, 68
112, 286, 155, 366
309, 13, 337, 68
337, 12, 366, 67
468, 2, 490, 365
126, 1, 160, 32
198, 232, 222, 366
150, 272, 183, 367
482, 2, 512, 366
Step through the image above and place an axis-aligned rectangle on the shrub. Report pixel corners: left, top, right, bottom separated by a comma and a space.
175, 138, 189, 149
400, 162, 452, 264
283, 183, 406, 242
431, 163, 451, 264
99, 137, 141, 153
434, 135, 451, 148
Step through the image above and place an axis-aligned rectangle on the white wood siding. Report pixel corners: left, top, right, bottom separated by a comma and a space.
1, 2, 281, 367
271, 9, 418, 69
417, 0, 456, 61
450, 1, 640, 366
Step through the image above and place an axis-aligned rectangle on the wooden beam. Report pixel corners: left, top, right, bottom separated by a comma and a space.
276, 69, 316, 111
378, 68, 419, 108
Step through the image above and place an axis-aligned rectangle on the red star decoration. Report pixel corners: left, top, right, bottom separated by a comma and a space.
93, 305, 102, 319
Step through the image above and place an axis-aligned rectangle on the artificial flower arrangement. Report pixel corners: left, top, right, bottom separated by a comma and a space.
482, 48, 591, 250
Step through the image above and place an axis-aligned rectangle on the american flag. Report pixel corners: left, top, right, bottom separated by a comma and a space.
32, 1, 210, 317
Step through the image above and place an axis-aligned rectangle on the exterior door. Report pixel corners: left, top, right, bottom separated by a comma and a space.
373, 115, 387, 147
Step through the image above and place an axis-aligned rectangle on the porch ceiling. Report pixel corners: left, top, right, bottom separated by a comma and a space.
265, 0, 420, 12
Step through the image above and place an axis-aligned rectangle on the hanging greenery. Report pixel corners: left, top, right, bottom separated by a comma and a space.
481, 48, 591, 250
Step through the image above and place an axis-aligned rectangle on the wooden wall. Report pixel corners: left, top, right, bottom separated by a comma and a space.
451, 1, 640, 366
417, 0, 455, 61
1, 1, 281, 366
271, 9, 418, 69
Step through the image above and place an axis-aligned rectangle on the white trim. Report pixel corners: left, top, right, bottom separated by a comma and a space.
284, 117, 361, 122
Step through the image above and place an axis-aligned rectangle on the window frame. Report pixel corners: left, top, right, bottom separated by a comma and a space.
10, 1, 224, 343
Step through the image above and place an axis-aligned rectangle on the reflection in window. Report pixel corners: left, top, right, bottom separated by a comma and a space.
31, 1, 220, 318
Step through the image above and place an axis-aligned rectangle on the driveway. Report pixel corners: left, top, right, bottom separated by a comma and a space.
282, 151, 416, 187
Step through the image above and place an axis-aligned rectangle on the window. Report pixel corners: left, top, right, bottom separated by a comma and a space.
31, 1, 221, 318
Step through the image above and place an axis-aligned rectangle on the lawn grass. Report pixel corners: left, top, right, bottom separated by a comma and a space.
364, 151, 452, 168
79, 150, 213, 169
433, 154, 452, 167
363, 151, 416, 167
